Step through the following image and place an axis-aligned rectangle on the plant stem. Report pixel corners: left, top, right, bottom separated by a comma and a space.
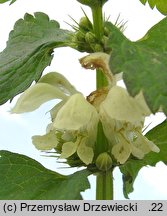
92, 4, 108, 89
95, 121, 108, 156
96, 68, 108, 89
92, 5, 103, 42
91, 3, 114, 200
96, 171, 113, 200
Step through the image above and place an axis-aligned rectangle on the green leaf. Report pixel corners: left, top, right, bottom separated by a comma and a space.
120, 120, 167, 198
0, 0, 16, 4
107, 18, 167, 114
120, 160, 145, 199
144, 120, 167, 164
139, 0, 167, 15
0, 12, 72, 105
140, 0, 147, 4
0, 150, 91, 199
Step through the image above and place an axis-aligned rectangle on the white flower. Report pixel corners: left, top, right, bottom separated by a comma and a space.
54, 93, 98, 130
31, 92, 99, 165
53, 93, 99, 164
60, 136, 94, 165
100, 86, 148, 128
11, 72, 77, 113
32, 130, 58, 150
111, 136, 131, 164
11, 72, 78, 152
132, 131, 160, 157
80, 53, 160, 164
11, 61, 160, 166
99, 85, 159, 164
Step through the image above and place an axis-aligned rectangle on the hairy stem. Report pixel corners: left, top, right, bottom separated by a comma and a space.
96, 171, 113, 200
91, 3, 114, 200
92, 5, 103, 41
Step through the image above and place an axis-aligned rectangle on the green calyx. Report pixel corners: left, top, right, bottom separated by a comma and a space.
79, 17, 92, 31
77, 0, 108, 8
71, 16, 102, 53
71, 16, 111, 53
96, 152, 112, 171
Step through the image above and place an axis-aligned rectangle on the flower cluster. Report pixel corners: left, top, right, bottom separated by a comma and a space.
12, 53, 160, 170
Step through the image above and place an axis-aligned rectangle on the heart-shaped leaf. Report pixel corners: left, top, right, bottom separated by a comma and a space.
0, 150, 91, 199
0, 12, 72, 105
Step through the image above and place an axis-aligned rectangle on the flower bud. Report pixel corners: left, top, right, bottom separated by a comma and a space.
75, 31, 85, 42
93, 43, 103, 52
96, 152, 112, 171
79, 17, 92, 31
85, 32, 97, 44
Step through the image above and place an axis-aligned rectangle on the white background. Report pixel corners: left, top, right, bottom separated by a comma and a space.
0, 0, 166, 199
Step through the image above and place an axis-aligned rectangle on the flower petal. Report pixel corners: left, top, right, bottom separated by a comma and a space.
131, 145, 145, 159
39, 72, 78, 95
77, 138, 94, 165
100, 109, 119, 144
61, 131, 75, 142
133, 132, 160, 154
60, 141, 78, 159
135, 91, 151, 116
54, 93, 99, 131
100, 86, 145, 126
79, 52, 115, 85
147, 140, 160, 153
11, 83, 67, 113
49, 100, 66, 121
111, 136, 131, 164
32, 131, 58, 150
